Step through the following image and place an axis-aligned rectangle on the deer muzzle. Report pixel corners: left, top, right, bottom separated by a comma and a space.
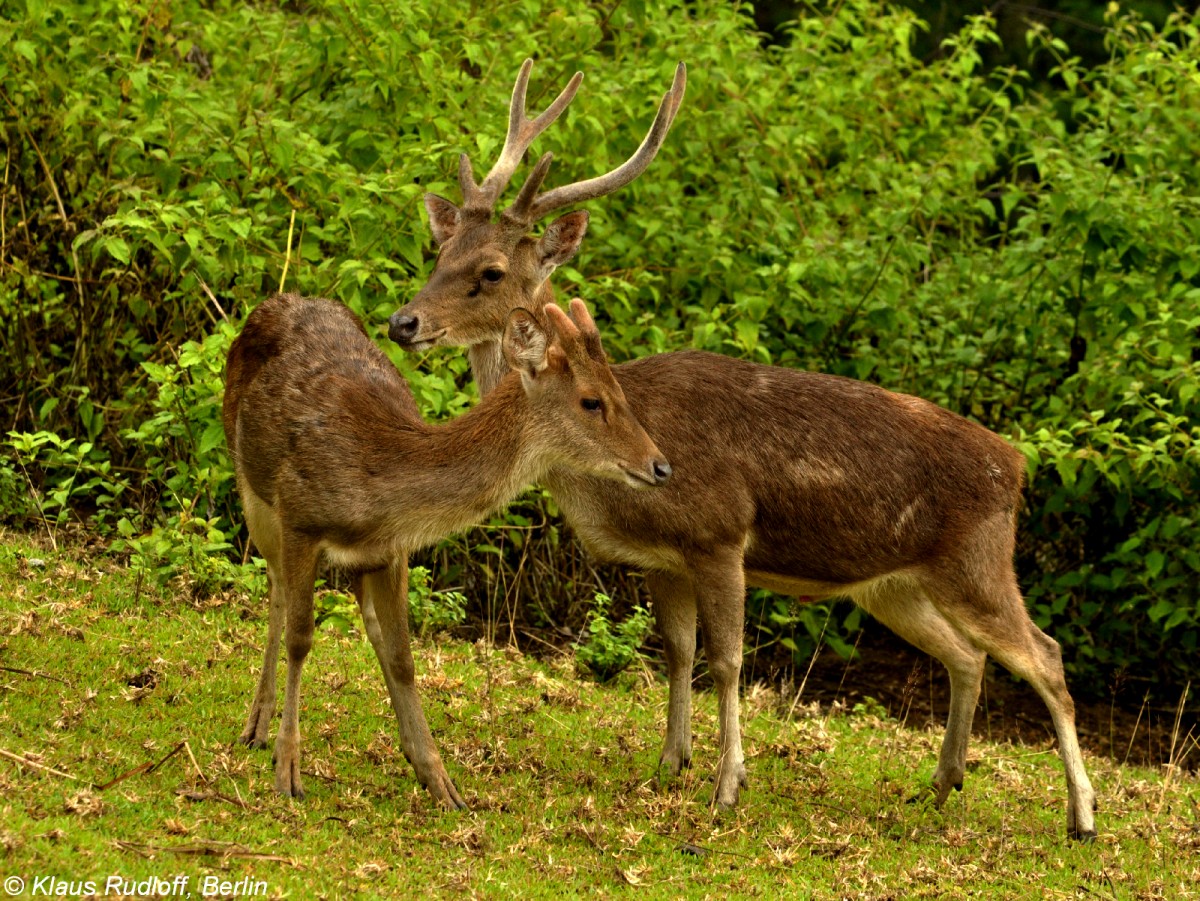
388, 311, 421, 345
624, 457, 672, 489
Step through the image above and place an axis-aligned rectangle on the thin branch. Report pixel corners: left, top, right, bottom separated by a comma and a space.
0, 748, 81, 781
198, 278, 229, 322
114, 840, 296, 864
278, 208, 297, 293
97, 741, 186, 791
0, 665, 71, 685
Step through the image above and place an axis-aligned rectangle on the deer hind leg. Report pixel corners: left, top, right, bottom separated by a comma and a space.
855, 577, 986, 806
239, 488, 286, 750
929, 530, 1097, 840
646, 570, 697, 781
358, 559, 466, 810
272, 535, 319, 798
956, 603, 1095, 839
240, 564, 283, 749
692, 550, 748, 809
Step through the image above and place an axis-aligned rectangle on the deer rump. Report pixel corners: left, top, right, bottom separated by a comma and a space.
548, 348, 1025, 595
224, 296, 431, 558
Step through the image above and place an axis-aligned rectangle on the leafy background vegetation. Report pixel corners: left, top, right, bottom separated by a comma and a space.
1, 0, 1198, 702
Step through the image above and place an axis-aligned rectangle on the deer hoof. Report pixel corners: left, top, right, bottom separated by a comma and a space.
657, 752, 692, 785
273, 755, 305, 799
239, 707, 273, 749
425, 771, 467, 810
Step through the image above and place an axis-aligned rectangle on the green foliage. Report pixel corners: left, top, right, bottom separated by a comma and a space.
311, 567, 468, 637
749, 592, 863, 662
576, 592, 653, 683
7, 429, 128, 531
408, 565, 468, 637
314, 589, 357, 634
115, 508, 250, 600
851, 695, 890, 719
2, 0, 1198, 697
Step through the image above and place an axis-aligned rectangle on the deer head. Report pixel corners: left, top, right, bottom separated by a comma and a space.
505, 297, 670, 488
389, 59, 685, 356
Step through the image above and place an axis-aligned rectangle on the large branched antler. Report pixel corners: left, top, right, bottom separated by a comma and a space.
508, 62, 687, 225
463, 60, 687, 224
459, 60, 583, 213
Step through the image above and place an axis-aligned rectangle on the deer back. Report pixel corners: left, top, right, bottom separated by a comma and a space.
545, 350, 1025, 588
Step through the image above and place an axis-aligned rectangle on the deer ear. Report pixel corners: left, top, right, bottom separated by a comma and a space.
536, 210, 589, 272
424, 193, 461, 245
502, 308, 550, 380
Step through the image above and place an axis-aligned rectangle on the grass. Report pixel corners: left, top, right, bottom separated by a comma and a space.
1, 532, 1197, 899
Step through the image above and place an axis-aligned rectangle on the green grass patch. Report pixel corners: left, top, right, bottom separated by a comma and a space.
1, 533, 1196, 898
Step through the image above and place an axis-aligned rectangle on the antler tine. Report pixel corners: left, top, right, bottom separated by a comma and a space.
523, 61, 686, 223
543, 302, 581, 342
508, 152, 555, 221
457, 153, 481, 207
468, 60, 584, 212
567, 298, 597, 334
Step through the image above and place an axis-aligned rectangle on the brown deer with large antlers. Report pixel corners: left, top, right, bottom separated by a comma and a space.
388, 61, 1096, 839
224, 292, 669, 807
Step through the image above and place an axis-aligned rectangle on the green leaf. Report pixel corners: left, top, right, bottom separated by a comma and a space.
105, 237, 131, 265
198, 422, 226, 456
1144, 551, 1166, 579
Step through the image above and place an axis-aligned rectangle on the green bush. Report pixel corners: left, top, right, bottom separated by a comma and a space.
1, 0, 1196, 699
408, 565, 468, 637
576, 593, 654, 683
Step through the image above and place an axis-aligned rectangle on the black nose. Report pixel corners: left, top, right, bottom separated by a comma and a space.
652, 459, 672, 486
388, 312, 419, 344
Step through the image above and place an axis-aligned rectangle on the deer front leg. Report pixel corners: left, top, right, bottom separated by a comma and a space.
240, 566, 283, 749
693, 551, 748, 809
273, 538, 318, 798
360, 560, 466, 810
646, 571, 696, 780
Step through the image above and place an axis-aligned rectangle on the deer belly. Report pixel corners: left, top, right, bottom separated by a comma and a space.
743, 570, 852, 601
570, 521, 686, 573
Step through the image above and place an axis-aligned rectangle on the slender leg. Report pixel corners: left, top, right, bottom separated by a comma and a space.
925, 511, 1097, 841
646, 570, 697, 781
238, 489, 285, 749
1017, 621, 1097, 841
272, 535, 319, 798
857, 580, 986, 805
946, 597, 1097, 840
691, 549, 748, 808
352, 573, 393, 694
240, 564, 283, 749
359, 558, 466, 810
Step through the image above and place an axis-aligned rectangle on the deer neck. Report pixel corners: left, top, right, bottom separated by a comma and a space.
470, 281, 557, 397
468, 341, 511, 398
378, 374, 546, 545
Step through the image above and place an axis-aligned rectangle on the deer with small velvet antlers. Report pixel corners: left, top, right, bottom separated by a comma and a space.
224, 292, 668, 807
386, 60, 1098, 839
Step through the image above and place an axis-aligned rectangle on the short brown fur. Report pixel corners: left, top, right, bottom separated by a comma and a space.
224, 293, 667, 807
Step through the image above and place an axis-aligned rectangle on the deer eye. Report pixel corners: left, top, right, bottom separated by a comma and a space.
482, 267, 505, 283
581, 397, 602, 413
